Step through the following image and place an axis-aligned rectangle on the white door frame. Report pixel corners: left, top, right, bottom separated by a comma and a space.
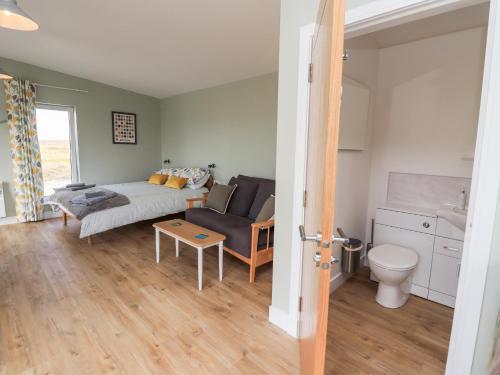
286, 23, 315, 338
284, 0, 499, 373
446, 1, 500, 373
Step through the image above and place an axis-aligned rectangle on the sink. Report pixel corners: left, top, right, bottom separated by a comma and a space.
436, 206, 468, 231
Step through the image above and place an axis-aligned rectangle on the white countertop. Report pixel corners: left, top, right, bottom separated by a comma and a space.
378, 203, 438, 217
379, 202, 468, 231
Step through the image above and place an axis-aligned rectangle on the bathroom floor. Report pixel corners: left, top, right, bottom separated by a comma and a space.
325, 268, 454, 375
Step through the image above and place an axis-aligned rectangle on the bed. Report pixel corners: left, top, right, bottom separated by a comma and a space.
46, 173, 213, 244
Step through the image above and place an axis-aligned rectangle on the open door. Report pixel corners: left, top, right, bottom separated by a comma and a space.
299, 0, 345, 374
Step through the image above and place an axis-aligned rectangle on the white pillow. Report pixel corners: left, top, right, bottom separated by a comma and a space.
186, 172, 210, 189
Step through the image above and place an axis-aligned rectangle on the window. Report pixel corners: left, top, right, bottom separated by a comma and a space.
36, 105, 79, 196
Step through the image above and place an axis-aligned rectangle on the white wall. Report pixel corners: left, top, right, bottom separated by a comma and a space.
271, 0, 379, 323
330, 38, 380, 283
272, 0, 320, 316
365, 27, 486, 243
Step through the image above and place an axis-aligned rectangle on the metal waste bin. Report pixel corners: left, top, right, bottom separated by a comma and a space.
341, 238, 363, 274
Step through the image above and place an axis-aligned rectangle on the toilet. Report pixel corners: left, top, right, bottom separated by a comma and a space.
368, 244, 418, 308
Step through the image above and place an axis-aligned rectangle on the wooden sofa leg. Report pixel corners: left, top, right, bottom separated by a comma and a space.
249, 262, 256, 283
63, 212, 68, 226
87, 236, 93, 246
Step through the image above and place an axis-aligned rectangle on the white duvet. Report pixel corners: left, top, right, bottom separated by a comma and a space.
69, 181, 207, 238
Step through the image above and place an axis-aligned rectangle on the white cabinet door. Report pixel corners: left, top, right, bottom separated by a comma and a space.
429, 253, 461, 297
436, 217, 465, 241
374, 223, 435, 289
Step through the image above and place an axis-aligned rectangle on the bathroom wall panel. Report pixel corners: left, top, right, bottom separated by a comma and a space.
365, 27, 486, 244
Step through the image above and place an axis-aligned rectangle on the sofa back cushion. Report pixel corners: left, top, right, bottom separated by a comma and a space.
237, 174, 275, 184
237, 175, 276, 220
205, 183, 237, 214
255, 195, 275, 222
226, 177, 259, 217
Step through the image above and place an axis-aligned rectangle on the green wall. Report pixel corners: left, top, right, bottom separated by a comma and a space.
161, 73, 278, 183
0, 57, 161, 218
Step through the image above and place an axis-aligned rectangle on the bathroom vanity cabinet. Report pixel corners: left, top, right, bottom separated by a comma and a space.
374, 206, 465, 308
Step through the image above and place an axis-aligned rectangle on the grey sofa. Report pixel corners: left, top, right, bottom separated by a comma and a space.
185, 175, 275, 283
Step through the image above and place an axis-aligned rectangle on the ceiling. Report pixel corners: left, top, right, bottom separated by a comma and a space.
0, 0, 280, 98
347, 3, 489, 49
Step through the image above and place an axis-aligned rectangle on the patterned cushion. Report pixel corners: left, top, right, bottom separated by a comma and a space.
157, 167, 208, 185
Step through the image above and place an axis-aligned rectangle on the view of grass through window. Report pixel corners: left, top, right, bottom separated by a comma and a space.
36, 108, 72, 196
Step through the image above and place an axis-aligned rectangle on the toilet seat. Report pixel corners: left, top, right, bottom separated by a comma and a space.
368, 244, 418, 271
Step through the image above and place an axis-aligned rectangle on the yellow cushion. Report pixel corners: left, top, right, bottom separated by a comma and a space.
165, 175, 188, 189
148, 174, 168, 185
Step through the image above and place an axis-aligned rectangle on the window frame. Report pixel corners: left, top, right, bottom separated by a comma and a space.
36, 103, 80, 190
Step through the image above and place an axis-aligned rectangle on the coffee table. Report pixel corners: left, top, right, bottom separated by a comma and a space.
153, 219, 226, 290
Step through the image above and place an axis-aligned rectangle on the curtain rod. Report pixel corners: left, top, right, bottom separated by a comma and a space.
34, 83, 89, 93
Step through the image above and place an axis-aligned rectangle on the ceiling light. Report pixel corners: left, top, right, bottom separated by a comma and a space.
0, 0, 38, 31
0, 67, 13, 80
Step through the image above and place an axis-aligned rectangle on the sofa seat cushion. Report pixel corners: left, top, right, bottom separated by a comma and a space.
226, 177, 259, 217
185, 208, 274, 258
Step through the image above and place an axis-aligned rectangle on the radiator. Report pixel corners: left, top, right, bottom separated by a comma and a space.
0, 182, 6, 218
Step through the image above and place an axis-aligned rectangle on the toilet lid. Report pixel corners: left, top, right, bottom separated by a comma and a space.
368, 244, 418, 270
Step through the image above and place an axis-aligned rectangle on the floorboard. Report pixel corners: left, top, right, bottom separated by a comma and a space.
0, 218, 299, 375
325, 268, 454, 375
0, 219, 455, 375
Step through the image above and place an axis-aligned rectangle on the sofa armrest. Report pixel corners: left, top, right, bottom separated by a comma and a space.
250, 219, 274, 257
186, 193, 208, 209
251, 219, 275, 230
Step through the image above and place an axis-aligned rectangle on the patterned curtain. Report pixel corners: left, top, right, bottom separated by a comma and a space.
4, 79, 44, 222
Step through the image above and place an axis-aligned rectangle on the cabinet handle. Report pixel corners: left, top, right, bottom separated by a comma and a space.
444, 245, 460, 252
457, 263, 461, 278
423, 222, 430, 228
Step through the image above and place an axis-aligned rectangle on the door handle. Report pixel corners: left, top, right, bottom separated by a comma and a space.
313, 252, 321, 267
334, 227, 350, 245
313, 253, 339, 268
332, 235, 349, 245
299, 225, 322, 243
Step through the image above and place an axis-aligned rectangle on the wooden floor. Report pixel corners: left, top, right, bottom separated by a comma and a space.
325, 269, 454, 375
1, 218, 455, 375
0, 218, 299, 375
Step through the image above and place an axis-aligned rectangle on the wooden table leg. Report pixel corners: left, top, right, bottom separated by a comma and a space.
197, 247, 203, 291
219, 242, 223, 281
63, 212, 67, 226
175, 238, 179, 257
155, 229, 160, 263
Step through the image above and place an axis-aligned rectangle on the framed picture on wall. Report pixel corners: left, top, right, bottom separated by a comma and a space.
112, 111, 137, 144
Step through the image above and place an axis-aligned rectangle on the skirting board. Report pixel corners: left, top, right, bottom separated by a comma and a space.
0, 216, 17, 226
269, 305, 299, 338
330, 272, 350, 294
0, 211, 62, 226
268, 271, 352, 338
269, 256, 368, 338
